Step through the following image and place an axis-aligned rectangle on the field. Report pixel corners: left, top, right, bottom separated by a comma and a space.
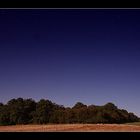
1, 123, 140, 132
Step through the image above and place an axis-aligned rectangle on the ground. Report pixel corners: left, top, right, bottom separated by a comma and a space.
0, 123, 140, 132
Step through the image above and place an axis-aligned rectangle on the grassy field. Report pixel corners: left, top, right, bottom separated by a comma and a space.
1, 123, 140, 132
125, 122, 140, 126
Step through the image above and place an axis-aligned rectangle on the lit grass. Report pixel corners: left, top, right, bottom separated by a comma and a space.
125, 122, 140, 126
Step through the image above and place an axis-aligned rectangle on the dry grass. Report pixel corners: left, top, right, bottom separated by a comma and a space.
1, 124, 140, 132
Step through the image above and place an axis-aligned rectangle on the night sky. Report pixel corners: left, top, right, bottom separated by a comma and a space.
0, 9, 140, 116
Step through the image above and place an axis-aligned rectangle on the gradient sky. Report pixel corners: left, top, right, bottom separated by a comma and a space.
0, 9, 140, 116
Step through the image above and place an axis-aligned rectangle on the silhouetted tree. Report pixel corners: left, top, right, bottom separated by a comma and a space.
0, 105, 10, 125
0, 98, 139, 125
33, 99, 54, 124
72, 102, 87, 109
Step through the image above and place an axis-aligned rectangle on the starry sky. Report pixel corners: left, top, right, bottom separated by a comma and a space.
0, 9, 140, 116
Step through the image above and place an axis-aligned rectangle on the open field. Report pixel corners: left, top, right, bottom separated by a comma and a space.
1, 124, 140, 132
125, 122, 140, 126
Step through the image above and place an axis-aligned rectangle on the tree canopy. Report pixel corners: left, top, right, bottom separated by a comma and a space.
0, 98, 139, 125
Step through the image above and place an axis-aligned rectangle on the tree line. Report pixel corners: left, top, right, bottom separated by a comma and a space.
0, 98, 139, 125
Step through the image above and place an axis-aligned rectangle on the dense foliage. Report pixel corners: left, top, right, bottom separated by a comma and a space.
0, 98, 139, 125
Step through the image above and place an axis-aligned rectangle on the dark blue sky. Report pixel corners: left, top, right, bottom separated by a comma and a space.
0, 9, 140, 116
